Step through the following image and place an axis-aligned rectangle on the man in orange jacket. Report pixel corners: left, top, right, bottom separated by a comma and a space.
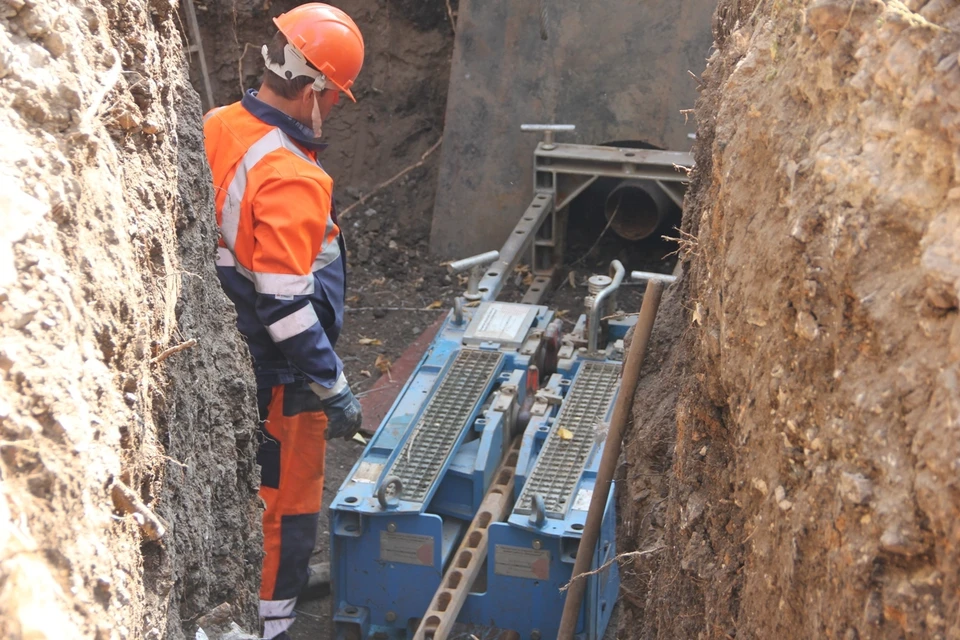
203, 5, 364, 638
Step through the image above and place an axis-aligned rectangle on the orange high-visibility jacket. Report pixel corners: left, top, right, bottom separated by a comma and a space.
204, 91, 346, 391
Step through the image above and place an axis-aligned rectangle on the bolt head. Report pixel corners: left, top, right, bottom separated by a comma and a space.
532, 540, 542, 550
385, 611, 397, 623
387, 523, 397, 533
531, 631, 542, 640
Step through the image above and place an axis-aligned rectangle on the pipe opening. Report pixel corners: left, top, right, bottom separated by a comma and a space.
603, 179, 678, 241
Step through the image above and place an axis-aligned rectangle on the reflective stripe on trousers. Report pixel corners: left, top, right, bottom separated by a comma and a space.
258, 382, 326, 637
261, 598, 297, 639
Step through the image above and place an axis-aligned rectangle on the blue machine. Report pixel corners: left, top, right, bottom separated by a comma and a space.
330, 276, 633, 639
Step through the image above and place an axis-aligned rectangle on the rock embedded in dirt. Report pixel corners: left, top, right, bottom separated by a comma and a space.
839, 472, 874, 506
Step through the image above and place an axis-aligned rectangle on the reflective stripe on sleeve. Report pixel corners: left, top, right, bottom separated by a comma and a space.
311, 237, 342, 271
218, 246, 317, 296
252, 271, 314, 296
219, 129, 312, 251
266, 304, 319, 343
215, 247, 235, 266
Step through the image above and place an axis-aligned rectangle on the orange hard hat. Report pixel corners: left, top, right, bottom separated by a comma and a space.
272, 3, 365, 102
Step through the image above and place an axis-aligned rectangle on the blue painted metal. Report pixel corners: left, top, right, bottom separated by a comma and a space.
330, 299, 630, 640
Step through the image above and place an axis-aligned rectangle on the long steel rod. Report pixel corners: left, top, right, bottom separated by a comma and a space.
412, 441, 520, 640
556, 280, 665, 640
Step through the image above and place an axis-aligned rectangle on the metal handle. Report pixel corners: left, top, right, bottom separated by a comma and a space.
520, 124, 576, 148
587, 260, 626, 353
520, 124, 576, 132
631, 270, 678, 284
449, 251, 500, 301
376, 475, 403, 510
448, 250, 500, 273
528, 494, 546, 528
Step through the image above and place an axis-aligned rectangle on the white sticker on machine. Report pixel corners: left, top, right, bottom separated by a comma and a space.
572, 488, 593, 511
473, 304, 529, 342
380, 531, 434, 566
351, 461, 383, 484
494, 544, 551, 580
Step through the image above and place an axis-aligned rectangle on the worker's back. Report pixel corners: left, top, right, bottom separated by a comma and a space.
203, 97, 346, 391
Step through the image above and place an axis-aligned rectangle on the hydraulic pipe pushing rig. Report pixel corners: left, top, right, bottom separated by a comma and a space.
329, 128, 692, 640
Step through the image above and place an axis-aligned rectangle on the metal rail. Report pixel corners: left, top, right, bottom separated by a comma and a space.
535, 144, 693, 182
385, 350, 503, 503
515, 362, 621, 518
413, 441, 521, 640
473, 194, 555, 302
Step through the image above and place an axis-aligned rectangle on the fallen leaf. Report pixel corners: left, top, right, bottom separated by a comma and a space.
522, 273, 534, 286
514, 263, 530, 274
374, 354, 392, 375
558, 428, 574, 441
351, 432, 367, 445
556, 309, 569, 318
346, 295, 360, 303
371, 277, 386, 286
425, 300, 442, 310
360, 370, 372, 378
456, 274, 469, 286
358, 337, 383, 346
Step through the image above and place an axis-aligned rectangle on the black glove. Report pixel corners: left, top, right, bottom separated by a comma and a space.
310, 375, 363, 441
320, 386, 363, 441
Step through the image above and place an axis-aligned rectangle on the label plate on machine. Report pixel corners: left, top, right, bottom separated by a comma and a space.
494, 545, 551, 580
380, 531, 435, 566
462, 303, 538, 348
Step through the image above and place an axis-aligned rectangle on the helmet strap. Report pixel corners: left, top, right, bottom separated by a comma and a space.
261, 43, 327, 92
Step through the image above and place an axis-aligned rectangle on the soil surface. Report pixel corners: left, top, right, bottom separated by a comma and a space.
619, 1, 960, 638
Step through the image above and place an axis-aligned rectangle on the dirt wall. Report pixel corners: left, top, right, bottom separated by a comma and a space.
621, 0, 960, 638
0, 1, 260, 638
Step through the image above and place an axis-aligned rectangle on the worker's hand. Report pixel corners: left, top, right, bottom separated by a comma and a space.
310, 375, 363, 441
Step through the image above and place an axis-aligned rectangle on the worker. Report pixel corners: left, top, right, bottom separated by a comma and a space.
202, 5, 364, 639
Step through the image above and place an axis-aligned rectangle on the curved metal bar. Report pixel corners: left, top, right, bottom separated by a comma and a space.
587, 260, 625, 353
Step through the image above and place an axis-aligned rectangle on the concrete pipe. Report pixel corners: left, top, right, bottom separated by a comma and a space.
603, 179, 679, 241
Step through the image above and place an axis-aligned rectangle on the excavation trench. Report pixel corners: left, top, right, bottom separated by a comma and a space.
5, 0, 959, 639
